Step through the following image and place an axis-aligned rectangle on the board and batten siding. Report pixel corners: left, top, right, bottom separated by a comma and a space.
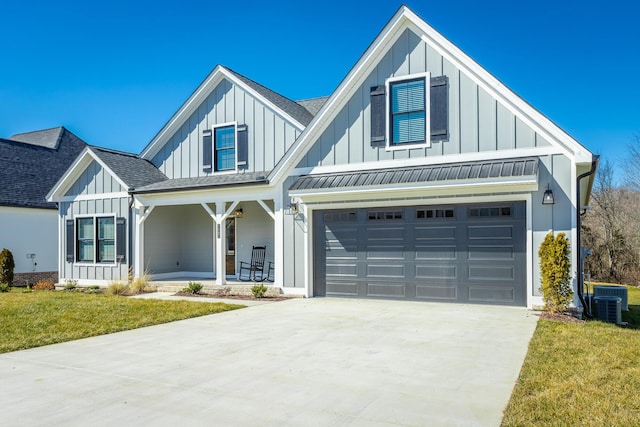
65, 160, 125, 196
297, 28, 551, 168
282, 177, 305, 288
151, 78, 302, 179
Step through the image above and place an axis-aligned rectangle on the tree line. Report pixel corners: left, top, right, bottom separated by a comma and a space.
581, 135, 640, 285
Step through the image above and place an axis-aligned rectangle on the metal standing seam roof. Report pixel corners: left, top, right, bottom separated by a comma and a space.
289, 158, 539, 192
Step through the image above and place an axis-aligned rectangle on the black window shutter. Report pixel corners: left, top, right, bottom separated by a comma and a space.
237, 124, 248, 169
430, 75, 449, 141
370, 86, 386, 147
202, 129, 212, 172
116, 217, 126, 263
66, 219, 74, 262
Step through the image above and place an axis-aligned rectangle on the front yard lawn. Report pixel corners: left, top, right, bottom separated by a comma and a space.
502, 285, 640, 426
0, 290, 244, 354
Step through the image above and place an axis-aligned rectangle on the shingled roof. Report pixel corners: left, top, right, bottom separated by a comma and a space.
225, 67, 315, 126
89, 147, 168, 191
0, 127, 87, 209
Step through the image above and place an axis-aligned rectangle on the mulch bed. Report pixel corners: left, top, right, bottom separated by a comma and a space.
539, 311, 585, 323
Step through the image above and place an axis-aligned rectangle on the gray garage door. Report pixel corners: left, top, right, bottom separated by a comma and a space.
313, 202, 526, 306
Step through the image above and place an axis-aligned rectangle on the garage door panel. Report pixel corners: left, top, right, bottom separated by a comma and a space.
367, 263, 405, 278
366, 247, 405, 259
468, 265, 515, 280
415, 245, 456, 260
468, 245, 514, 261
367, 283, 406, 298
468, 225, 514, 240
414, 226, 456, 240
326, 263, 358, 276
416, 284, 458, 300
415, 265, 457, 279
468, 286, 515, 304
326, 282, 358, 297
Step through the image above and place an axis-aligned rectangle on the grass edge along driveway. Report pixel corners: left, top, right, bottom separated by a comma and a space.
0, 290, 244, 354
502, 285, 640, 426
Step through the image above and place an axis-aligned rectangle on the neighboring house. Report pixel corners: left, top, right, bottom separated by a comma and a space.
0, 127, 86, 285
47, 6, 597, 309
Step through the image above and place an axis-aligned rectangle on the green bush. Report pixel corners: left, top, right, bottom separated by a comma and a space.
251, 283, 267, 298
85, 285, 101, 294
183, 281, 203, 295
538, 231, 572, 313
0, 283, 10, 293
0, 248, 15, 286
64, 280, 77, 291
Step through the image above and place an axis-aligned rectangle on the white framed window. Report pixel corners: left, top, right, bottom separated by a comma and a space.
386, 72, 430, 149
75, 215, 116, 263
214, 123, 237, 172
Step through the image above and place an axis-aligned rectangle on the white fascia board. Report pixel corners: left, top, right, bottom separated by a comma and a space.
293, 147, 561, 177
47, 147, 128, 202
291, 177, 538, 204
140, 66, 305, 160
269, 7, 409, 186
403, 11, 593, 162
56, 192, 130, 203
133, 185, 279, 208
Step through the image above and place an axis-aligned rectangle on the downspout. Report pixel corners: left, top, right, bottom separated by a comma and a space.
576, 155, 599, 318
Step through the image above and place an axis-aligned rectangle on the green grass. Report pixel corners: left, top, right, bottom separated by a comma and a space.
502, 285, 640, 426
0, 290, 244, 354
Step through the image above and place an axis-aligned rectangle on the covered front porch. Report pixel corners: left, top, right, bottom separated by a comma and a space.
132, 186, 284, 287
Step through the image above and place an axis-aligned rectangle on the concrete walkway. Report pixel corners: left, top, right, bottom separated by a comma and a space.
0, 298, 538, 426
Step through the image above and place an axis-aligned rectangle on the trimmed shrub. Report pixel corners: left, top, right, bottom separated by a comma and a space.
0, 283, 10, 292
85, 285, 101, 294
33, 279, 56, 291
0, 248, 15, 285
538, 231, 572, 313
183, 281, 203, 295
251, 283, 267, 298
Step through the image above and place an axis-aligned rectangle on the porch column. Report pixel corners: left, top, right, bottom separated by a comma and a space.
134, 204, 154, 278
273, 197, 284, 287
215, 203, 226, 286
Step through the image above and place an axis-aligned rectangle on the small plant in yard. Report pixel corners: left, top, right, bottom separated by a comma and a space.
85, 285, 101, 294
538, 231, 572, 313
0, 248, 15, 286
107, 281, 129, 296
0, 283, 10, 293
183, 281, 204, 295
130, 271, 152, 294
63, 279, 77, 291
251, 283, 267, 298
32, 279, 56, 291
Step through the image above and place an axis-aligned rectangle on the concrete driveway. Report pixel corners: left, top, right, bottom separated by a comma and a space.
1, 298, 537, 426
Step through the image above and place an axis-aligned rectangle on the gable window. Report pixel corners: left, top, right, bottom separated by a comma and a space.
390, 78, 427, 145
202, 123, 248, 173
370, 73, 448, 148
215, 125, 235, 172
75, 216, 115, 263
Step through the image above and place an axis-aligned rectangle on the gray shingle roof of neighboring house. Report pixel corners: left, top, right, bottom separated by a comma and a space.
89, 147, 168, 191
225, 67, 315, 127
0, 127, 87, 209
132, 171, 270, 194
296, 96, 330, 117
290, 158, 539, 192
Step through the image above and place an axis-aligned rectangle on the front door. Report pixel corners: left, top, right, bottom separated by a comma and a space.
226, 218, 236, 276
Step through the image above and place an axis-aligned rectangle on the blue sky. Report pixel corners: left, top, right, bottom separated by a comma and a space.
1, 0, 638, 170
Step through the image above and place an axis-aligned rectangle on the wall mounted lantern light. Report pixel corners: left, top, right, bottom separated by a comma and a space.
542, 185, 555, 205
